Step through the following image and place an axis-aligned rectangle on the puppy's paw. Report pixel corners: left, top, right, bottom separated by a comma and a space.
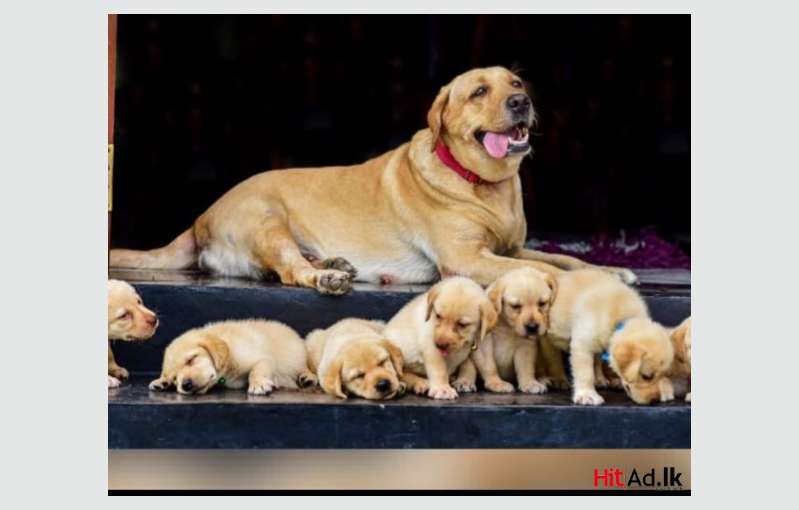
659, 378, 675, 402
316, 270, 352, 295
321, 257, 358, 278
594, 372, 611, 389
408, 378, 430, 395
428, 384, 458, 400
609, 267, 638, 286
685, 392, 691, 403
451, 378, 477, 393
548, 378, 571, 391
108, 375, 121, 389
397, 381, 408, 397
484, 377, 515, 393
148, 378, 171, 391
573, 389, 605, 406
109, 365, 129, 380
519, 380, 548, 394
248, 378, 276, 396
297, 371, 318, 388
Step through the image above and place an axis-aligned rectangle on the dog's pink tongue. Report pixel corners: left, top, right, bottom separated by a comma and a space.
482, 132, 509, 159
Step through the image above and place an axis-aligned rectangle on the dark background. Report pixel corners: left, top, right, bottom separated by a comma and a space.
111, 14, 690, 251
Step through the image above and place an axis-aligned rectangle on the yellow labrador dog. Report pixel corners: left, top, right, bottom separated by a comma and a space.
148, 319, 317, 395
110, 67, 635, 294
306, 318, 405, 400
108, 280, 158, 388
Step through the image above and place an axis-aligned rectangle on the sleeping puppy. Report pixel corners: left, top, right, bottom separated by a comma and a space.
476, 267, 558, 393
542, 269, 674, 405
149, 319, 317, 395
383, 276, 497, 400
306, 318, 405, 400
621, 316, 692, 404
108, 280, 158, 388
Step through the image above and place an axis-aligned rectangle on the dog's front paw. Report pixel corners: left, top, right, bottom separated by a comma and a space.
428, 384, 458, 400
451, 378, 477, 393
108, 375, 121, 389
297, 371, 318, 388
659, 378, 675, 402
547, 377, 571, 391
397, 381, 408, 397
316, 270, 352, 295
595, 372, 611, 388
484, 377, 515, 393
519, 380, 548, 394
109, 365, 129, 380
148, 378, 171, 391
573, 389, 605, 406
407, 378, 430, 395
248, 378, 276, 396
321, 257, 358, 278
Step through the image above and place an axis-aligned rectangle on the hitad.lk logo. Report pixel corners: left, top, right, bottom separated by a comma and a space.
593, 466, 684, 490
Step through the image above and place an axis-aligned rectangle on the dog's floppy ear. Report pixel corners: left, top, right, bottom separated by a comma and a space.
486, 279, 505, 313
320, 358, 347, 399
427, 84, 451, 149
611, 343, 643, 382
425, 283, 442, 322
199, 335, 230, 372
478, 297, 498, 342
545, 274, 558, 306
670, 317, 691, 363
380, 339, 404, 377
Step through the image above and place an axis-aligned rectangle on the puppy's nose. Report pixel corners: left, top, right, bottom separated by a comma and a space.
181, 379, 193, 392
375, 379, 391, 394
435, 341, 449, 351
525, 323, 539, 335
147, 315, 158, 327
506, 94, 531, 114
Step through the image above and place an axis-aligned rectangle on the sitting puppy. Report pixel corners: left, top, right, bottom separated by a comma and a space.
621, 316, 692, 404
306, 318, 405, 400
476, 267, 558, 394
541, 269, 674, 405
108, 280, 158, 388
383, 276, 497, 400
149, 319, 317, 395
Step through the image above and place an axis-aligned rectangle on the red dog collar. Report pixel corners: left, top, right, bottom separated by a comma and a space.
435, 141, 486, 185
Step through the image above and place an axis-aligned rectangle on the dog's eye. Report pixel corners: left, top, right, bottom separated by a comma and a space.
511, 80, 523, 89
538, 300, 548, 308
509, 303, 522, 311
641, 373, 654, 382
457, 321, 470, 328
117, 311, 131, 320
136, 298, 142, 305
186, 355, 196, 366
471, 86, 488, 98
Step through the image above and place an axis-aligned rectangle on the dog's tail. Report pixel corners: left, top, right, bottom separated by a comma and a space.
109, 228, 198, 270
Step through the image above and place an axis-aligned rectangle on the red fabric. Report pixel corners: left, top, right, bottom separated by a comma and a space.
435, 141, 486, 185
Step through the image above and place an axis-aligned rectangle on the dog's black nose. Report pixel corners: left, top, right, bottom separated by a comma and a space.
181, 379, 193, 392
525, 323, 539, 335
507, 94, 531, 114
375, 379, 391, 393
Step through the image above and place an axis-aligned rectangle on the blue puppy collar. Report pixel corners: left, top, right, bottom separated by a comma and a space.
600, 351, 611, 362
614, 320, 627, 333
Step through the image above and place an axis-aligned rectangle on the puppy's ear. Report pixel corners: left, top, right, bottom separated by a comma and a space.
380, 339, 404, 377
425, 283, 442, 322
545, 274, 558, 306
479, 297, 499, 342
199, 335, 230, 372
486, 280, 504, 313
612, 343, 643, 382
320, 359, 347, 399
427, 84, 451, 149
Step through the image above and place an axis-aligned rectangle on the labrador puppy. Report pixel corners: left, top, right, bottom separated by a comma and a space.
306, 318, 405, 400
541, 269, 674, 405
148, 320, 317, 395
383, 276, 497, 400
110, 67, 635, 294
621, 316, 692, 404
475, 267, 558, 393
108, 280, 158, 388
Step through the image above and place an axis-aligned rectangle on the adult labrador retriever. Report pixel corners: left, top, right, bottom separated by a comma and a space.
111, 66, 636, 294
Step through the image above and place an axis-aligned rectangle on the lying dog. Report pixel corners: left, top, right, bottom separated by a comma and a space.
475, 267, 558, 394
622, 316, 692, 404
149, 319, 317, 395
383, 276, 497, 399
108, 280, 158, 388
306, 318, 405, 400
540, 269, 674, 405
110, 66, 635, 294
